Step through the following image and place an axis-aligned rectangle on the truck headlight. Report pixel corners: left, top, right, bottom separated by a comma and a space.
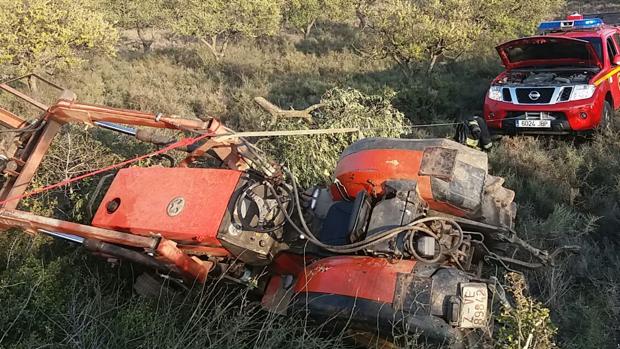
488, 86, 503, 101
570, 84, 596, 101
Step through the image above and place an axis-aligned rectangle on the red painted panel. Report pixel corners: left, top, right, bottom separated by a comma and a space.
331, 149, 426, 199
92, 167, 242, 245
330, 148, 467, 217
293, 256, 416, 303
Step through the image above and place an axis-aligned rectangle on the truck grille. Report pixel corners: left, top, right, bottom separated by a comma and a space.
502, 88, 512, 102
559, 87, 572, 101
515, 88, 555, 104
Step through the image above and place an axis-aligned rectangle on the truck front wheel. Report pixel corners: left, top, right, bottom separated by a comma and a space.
599, 101, 614, 131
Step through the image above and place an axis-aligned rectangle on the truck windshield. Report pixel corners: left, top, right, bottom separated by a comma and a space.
504, 37, 601, 67
580, 37, 603, 60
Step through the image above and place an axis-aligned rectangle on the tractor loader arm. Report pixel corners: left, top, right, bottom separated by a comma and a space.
0, 74, 259, 210
0, 74, 258, 282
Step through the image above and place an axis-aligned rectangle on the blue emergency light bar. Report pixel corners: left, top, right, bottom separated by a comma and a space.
538, 18, 604, 32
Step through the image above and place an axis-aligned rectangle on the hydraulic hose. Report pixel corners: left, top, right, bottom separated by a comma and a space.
269, 167, 465, 255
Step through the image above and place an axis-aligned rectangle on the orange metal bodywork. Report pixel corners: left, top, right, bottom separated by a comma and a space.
0, 75, 258, 283
156, 239, 212, 283
331, 148, 466, 217
91, 167, 242, 245
293, 256, 416, 303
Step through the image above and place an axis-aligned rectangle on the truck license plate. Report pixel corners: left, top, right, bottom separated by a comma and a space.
459, 283, 488, 328
516, 119, 551, 128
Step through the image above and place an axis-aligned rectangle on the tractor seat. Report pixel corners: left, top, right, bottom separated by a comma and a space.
319, 190, 371, 245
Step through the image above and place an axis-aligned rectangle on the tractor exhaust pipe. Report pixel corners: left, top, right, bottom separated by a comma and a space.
41, 229, 177, 275
82, 238, 174, 273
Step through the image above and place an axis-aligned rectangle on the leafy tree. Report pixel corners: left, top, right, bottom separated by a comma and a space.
362, 0, 564, 73
480, 0, 566, 42
170, 0, 282, 60
284, 0, 355, 38
0, 0, 118, 76
103, 0, 168, 52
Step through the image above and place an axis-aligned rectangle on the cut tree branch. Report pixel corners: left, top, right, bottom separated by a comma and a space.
253, 97, 322, 122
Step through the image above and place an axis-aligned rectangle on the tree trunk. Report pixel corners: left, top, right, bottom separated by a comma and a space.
136, 27, 153, 53
28, 75, 38, 96
356, 8, 367, 29
303, 19, 316, 39
427, 54, 438, 74
200, 35, 226, 60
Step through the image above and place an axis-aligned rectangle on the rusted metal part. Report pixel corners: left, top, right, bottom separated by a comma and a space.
177, 244, 231, 257
83, 238, 171, 272
0, 120, 62, 209
1, 73, 65, 91
261, 275, 294, 315
0, 209, 159, 249
480, 175, 516, 229
419, 147, 458, 181
155, 239, 212, 283
393, 272, 432, 313
178, 139, 219, 167
0, 107, 28, 129
48, 100, 214, 130
0, 207, 212, 282
0, 83, 48, 111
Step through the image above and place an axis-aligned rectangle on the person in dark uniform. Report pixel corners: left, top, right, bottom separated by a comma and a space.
454, 115, 492, 151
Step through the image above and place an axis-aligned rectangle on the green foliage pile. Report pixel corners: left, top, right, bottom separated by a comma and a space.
283, 0, 354, 38
260, 88, 408, 187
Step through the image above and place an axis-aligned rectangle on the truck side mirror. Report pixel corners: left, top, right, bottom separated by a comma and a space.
614, 54, 620, 66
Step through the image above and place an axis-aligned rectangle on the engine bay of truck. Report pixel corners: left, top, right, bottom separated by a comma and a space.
496, 69, 597, 86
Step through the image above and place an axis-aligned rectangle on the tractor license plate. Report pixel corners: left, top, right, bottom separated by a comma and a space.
516, 119, 551, 128
459, 283, 488, 329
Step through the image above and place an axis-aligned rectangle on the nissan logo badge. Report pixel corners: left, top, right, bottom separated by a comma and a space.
529, 91, 541, 101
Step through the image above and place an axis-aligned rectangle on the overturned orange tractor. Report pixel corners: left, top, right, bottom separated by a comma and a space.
0, 75, 564, 348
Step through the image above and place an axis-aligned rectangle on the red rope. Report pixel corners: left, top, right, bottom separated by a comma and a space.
0, 132, 214, 206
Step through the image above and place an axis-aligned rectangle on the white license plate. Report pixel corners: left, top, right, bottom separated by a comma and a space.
459, 283, 488, 328
516, 119, 551, 128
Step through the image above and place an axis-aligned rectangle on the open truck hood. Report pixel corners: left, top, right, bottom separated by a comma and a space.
496, 36, 602, 70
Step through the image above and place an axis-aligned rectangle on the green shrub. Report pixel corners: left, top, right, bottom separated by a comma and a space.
259, 87, 409, 187
496, 272, 558, 349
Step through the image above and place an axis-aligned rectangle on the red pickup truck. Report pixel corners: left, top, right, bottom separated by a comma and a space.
484, 14, 620, 134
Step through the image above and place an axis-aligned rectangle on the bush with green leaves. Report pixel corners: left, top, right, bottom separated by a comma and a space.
259, 88, 409, 187
102, 0, 169, 52
360, 0, 564, 73
489, 134, 620, 348
496, 272, 558, 349
283, 0, 354, 38
169, 0, 282, 59
0, 0, 117, 76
